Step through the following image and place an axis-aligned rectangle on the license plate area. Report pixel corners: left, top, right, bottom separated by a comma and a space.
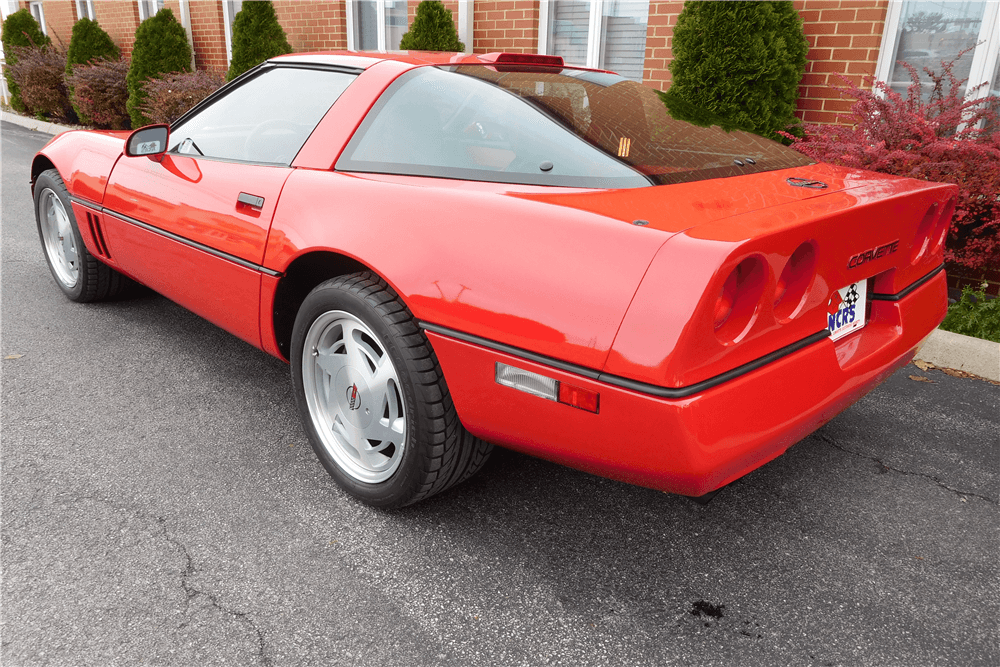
828, 279, 868, 341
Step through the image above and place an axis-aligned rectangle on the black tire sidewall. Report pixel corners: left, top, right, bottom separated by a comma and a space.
33, 171, 87, 302
290, 278, 428, 507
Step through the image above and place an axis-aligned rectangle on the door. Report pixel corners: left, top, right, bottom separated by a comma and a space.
100, 65, 358, 346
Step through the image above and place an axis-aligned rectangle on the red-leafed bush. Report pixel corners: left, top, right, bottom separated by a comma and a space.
67, 58, 130, 129
138, 70, 224, 125
788, 57, 1000, 272
7, 44, 75, 122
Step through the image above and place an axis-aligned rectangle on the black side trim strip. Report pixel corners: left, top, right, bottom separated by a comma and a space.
597, 331, 830, 398
419, 322, 831, 399
69, 194, 103, 211
870, 264, 944, 302
420, 322, 602, 380
100, 207, 282, 277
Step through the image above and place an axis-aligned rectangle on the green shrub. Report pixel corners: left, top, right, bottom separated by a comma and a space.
140, 70, 224, 124
126, 8, 191, 128
1, 8, 51, 112
66, 18, 119, 124
226, 0, 292, 81
667, 0, 807, 142
399, 0, 464, 52
940, 284, 1000, 343
68, 58, 130, 129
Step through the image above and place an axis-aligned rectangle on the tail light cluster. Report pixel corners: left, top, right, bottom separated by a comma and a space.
912, 198, 955, 263
713, 241, 817, 344
495, 362, 600, 413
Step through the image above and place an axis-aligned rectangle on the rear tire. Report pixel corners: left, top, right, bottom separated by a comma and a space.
34, 168, 134, 302
290, 272, 492, 508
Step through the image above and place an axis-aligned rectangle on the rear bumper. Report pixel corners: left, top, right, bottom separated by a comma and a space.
426, 270, 947, 497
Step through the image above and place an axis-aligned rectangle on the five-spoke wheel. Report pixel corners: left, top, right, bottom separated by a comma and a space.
33, 169, 134, 302
291, 273, 492, 508
301, 311, 407, 484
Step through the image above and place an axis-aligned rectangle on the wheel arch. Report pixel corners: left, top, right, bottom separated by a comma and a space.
271, 250, 395, 361
31, 154, 57, 193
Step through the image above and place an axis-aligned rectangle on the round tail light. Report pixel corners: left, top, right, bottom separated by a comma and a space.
713, 255, 767, 344
774, 242, 817, 322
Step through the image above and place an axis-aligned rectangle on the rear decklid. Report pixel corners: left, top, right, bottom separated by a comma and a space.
603, 164, 955, 389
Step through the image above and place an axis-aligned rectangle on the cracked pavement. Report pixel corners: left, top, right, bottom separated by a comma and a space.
3, 121, 998, 666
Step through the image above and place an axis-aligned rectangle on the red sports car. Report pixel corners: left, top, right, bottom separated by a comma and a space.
31, 51, 952, 507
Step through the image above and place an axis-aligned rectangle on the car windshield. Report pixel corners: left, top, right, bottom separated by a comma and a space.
337, 64, 813, 188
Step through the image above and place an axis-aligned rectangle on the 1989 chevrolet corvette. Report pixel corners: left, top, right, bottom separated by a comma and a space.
32, 51, 952, 507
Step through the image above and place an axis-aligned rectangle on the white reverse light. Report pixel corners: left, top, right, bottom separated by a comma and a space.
495, 362, 558, 401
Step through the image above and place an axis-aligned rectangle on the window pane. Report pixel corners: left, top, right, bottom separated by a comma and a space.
170, 68, 356, 164
888, 1, 986, 101
599, 0, 649, 82
338, 66, 812, 188
549, 1, 590, 67
339, 67, 649, 188
385, 0, 408, 50
353, 0, 378, 50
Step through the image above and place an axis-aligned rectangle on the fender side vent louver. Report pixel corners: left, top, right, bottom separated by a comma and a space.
86, 211, 111, 259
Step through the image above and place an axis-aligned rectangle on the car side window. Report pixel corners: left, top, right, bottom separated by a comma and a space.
168, 67, 356, 165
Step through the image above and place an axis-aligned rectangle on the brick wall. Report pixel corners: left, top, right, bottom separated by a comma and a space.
795, 0, 889, 124
188, 0, 226, 72
274, 0, 346, 52
473, 0, 538, 54
642, 1, 682, 91
83, 0, 141, 61
30, 0, 75, 48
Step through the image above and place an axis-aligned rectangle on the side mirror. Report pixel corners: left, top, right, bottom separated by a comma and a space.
125, 124, 169, 160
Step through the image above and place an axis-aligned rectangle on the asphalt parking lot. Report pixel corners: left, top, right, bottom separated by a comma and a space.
2, 120, 998, 667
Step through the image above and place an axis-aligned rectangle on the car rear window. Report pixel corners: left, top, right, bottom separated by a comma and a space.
337, 65, 813, 188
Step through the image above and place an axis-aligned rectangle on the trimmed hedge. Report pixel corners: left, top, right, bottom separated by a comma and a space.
399, 0, 464, 52
126, 8, 191, 128
140, 70, 224, 124
68, 58, 130, 130
226, 0, 291, 81
667, 1, 807, 142
7, 43, 74, 121
1, 9, 51, 112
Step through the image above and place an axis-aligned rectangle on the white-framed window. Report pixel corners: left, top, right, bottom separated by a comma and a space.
29, 1, 45, 35
222, 0, 243, 65
875, 1, 1000, 105
76, 0, 95, 21
538, 0, 649, 82
346, 0, 409, 51
138, 0, 164, 22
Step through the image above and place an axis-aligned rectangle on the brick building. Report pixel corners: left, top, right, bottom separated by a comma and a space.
4, 1, 998, 128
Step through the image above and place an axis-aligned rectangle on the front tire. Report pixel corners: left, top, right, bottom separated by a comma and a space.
291, 272, 492, 508
34, 168, 133, 302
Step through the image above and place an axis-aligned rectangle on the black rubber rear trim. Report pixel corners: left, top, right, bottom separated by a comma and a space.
419, 322, 831, 399
870, 264, 944, 302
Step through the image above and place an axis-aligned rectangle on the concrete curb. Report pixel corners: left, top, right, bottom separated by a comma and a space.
1, 109, 77, 136
915, 328, 1000, 382
3, 110, 997, 382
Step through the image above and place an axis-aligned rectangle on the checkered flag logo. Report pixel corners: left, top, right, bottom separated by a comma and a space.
843, 284, 860, 306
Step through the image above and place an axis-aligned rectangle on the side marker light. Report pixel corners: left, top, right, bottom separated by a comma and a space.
495, 363, 599, 413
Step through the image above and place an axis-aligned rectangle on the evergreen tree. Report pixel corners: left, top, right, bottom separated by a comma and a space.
399, 0, 464, 52
66, 18, 119, 73
226, 0, 292, 81
66, 18, 120, 125
126, 8, 191, 128
666, 1, 808, 142
1, 9, 51, 112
